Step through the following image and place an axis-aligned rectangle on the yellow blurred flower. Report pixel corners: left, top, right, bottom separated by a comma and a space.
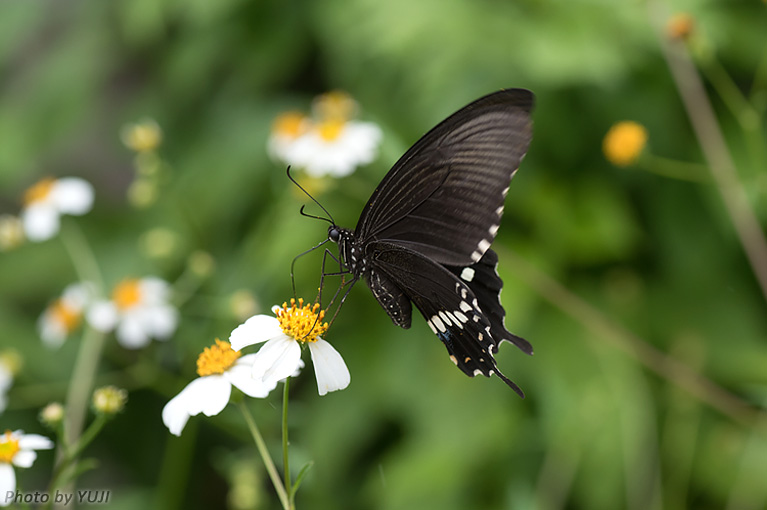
312, 90, 358, 121
121, 119, 163, 153
603, 121, 648, 166
39, 402, 65, 427
92, 386, 127, 415
667, 13, 694, 41
0, 215, 24, 251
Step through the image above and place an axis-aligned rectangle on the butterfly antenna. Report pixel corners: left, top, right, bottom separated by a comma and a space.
286, 166, 336, 225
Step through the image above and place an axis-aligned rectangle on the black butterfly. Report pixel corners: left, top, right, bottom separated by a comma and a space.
303, 89, 534, 396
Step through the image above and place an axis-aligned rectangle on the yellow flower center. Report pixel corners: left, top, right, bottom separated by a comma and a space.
51, 299, 81, 332
23, 178, 56, 206
276, 298, 328, 344
112, 279, 142, 310
272, 111, 309, 139
0, 431, 20, 464
603, 121, 648, 166
313, 91, 357, 121
197, 339, 241, 377
317, 119, 345, 142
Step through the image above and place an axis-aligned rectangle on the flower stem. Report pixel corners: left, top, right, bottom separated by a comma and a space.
641, 153, 709, 182
647, 0, 767, 309
237, 401, 290, 510
57, 221, 108, 482
282, 378, 292, 505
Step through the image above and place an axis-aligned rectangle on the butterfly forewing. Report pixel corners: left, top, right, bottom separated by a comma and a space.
355, 89, 534, 266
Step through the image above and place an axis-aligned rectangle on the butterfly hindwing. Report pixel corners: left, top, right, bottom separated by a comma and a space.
354, 89, 534, 267
367, 241, 524, 396
446, 249, 533, 355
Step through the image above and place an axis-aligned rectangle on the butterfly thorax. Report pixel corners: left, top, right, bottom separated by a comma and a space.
328, 226, 369, 277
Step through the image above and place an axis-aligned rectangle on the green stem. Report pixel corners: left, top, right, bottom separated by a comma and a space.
59, 327, 107, 462
282, 378, 292, 506
59, 219, 105, 293
647, 0, 767, 309
237, 401, 290, 510
641, 154, 709, 182
55, 221, 108, 488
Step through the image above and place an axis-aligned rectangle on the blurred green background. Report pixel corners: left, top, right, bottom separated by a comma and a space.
2, 0, 767, 509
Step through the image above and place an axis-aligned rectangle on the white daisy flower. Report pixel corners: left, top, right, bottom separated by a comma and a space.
267, 91, 382, 178
0, 430, 54, 506
20, 177, 94, 242
267, 111, 311, 164
0, 352, 21, 415
229, 298, 350, 396
162, 339, 280, 436
87, 277, 178, 349
38, 282, 93, 349
290, 119, 383, 178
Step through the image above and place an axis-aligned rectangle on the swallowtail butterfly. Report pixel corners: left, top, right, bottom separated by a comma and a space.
309, 89, 534, 396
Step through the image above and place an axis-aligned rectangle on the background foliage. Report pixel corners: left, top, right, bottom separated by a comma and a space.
1, 0, 766, 509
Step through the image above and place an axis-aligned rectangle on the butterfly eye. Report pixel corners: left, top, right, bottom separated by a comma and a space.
328, 227, 341, 243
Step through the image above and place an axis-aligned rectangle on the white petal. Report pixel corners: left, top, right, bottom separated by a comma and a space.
229, 315, 283, 351
38, 312, 67, 349
12, 450, 36, 468
225, 356, 277, 398
0, 464, 15, 507
143, 304, 178, 340
138, 277, 171, 305
17, 434, 53, 451
0, 364, 11, 390
21, 204, 60, 241
51, 178, 94, 215
309, 338, 350, 396
162, 376, 231, 436
115, 315, 150, 349
86, 301, 118, 332
250, 336, 302, 385
61, 282, 93, 310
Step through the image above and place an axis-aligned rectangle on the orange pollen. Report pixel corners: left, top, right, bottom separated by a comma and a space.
273, 111, 308, 139
112, 279, 142, 310
0, 430, 20, 464
23, 178, 56, 206
50, 299, 81, 332
317, 120, 345, 142
276, 298, 328, 344
196, 339, 241, 377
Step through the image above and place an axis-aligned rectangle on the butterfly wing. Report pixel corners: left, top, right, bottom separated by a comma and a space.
367, 241, 525, 396
355, 88, 534, 267
446, 249, 533, 355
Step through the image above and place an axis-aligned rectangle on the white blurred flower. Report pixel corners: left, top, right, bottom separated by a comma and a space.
87, 277, 178, 349
290, 119, 383, 178
162, 339, 281, 436
267, 91, 382, 178
0, 364, 11, 415
20, 177, 94, 242
0, 352, 21, 415
230, 298, 350, 396
38, 283, 93, 349
0, 430, 54, 506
